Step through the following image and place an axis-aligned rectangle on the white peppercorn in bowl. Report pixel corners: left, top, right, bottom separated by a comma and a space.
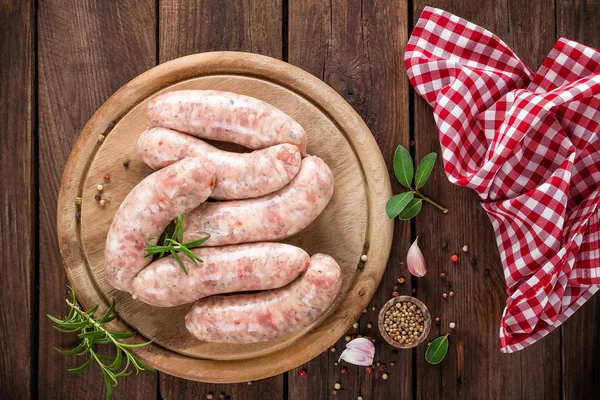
378, 296, 431, 349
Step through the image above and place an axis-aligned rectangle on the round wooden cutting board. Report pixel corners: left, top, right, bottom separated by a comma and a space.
57, 52, 393, 383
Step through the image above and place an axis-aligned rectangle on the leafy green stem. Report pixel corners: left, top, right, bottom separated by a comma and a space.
411, 189, 449, 214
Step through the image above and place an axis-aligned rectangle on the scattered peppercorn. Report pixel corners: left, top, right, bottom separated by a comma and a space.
441, 241, 448, 250
334, 383, 341, 390
361, 254, 368, 262
440, 272, 446, 279
219, 394, 225, 400
94, 194, 101, 201
97, 184, 104, 191
247, 382, 252, 385
334, 361, 339, 366
358, 396, 364, 400
412, 288, 416, 294
376, 362, 380, 367
345, 335, 351, 342
341, 367, 347, 373
107, 121, 115, 130
75, 211, 81, 220
206, 393, 213, 400
332, 390, 338, 395
392, 291, 399, 297
410, 140, 415, 146
103, 175, 110, 181
397, 277, 405, 284
449, 291, 454, 297
371, 338, 375, 343
445, 282, 452, 290
363, 309, 367, 314
450, 322, 456, 329
75, 197, 82, 205
352, 335, 357, 340
353, 322, 359, 329
98, 134, 105, 143
451, 254, 459, 262
443, 292, 448, 298
367, 323, 372, 329
435, 317, 440, 325
382, 373, 389, 380
379, 364, 386, 372
383, 301, 425, 345
471, 259, 477, 267
462, 245, 469, 252
123, 160, 130, 168
371, 306, 376, 311
366, 366, 373, 374
299, 369, 306, 377
100, 199, 106, 207
484, 268, 491, 276
390, 361, 395, 366
358, 289, 365, 296
330, 347, 336, 352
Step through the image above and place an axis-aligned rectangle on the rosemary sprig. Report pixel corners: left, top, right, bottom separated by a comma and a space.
47, 286, 154, 400
144, 213, 210, 274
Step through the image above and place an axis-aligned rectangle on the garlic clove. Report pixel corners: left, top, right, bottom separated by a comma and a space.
407, 236, 426, 277
338, 337, 375, 366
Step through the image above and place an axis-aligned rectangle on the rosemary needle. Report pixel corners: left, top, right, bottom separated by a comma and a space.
47, 286, 153, 400
144, 213, 210, 274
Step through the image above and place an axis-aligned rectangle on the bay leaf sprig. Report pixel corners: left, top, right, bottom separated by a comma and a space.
144, 213, 210, 274
425, 334, 449, 364
386, 145, 448, 220
47, 286, 153, 399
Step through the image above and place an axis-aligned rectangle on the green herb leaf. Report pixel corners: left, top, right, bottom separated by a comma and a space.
386, 192, 415, 219
414, 153, 437, 189
425, 334, 449, 364
144, 214, 206, 274
48, 287, 154, 400
398, 199, 423, 220
393, 145, 414, 188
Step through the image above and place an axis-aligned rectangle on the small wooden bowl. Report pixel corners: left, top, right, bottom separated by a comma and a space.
378, 296, 431, 349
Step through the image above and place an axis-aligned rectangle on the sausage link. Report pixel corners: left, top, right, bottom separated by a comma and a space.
132, 243, 310, 307
185, 253, 342, 343
137, 127, 302, 200
182, 156, 334, 246
104, 158, 216, 292
147, 90, 307, 155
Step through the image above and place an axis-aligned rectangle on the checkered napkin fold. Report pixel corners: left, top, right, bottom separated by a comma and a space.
405, 6, 600, 353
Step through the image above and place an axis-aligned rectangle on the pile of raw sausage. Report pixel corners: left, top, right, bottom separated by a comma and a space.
104, 90, 342, 344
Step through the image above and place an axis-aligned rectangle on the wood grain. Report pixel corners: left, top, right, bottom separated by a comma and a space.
287, 1, 412, 400
557, 2, 600, 398
411, 1, 560, 399
0, 1, 35, 399
57, 51, 393, 383
37, 1, 158, 399
159, 1, 284, 396
160, 0, 282, 62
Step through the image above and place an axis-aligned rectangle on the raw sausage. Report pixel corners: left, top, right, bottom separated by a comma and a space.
181, 156, 334, 246
137, 127, 302, 200
104, 158, 216, 293
185, 253, 342, 343
132, 243, 310, 307
146, 90, 307, 155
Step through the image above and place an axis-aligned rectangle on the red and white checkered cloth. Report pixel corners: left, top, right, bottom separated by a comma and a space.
405, 6, 600, 353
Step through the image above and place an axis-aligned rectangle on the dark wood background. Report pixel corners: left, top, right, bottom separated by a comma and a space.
1, 0, 599, 399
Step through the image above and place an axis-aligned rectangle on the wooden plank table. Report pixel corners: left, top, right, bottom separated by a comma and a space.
1, 0, 599, 399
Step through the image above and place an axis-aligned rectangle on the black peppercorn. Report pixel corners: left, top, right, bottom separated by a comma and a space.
94, 193, 101, 201
123, 160, 130, 168
441, 241, 448, 250
471, 259, 477, 267
75, 211, 81, 220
